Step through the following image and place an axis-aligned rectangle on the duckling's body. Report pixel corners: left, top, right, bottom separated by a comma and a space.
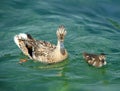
83, 52, 106, 67
14, 25, 68, 64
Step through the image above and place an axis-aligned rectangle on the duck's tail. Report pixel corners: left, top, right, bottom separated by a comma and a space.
14, 33, 34, 58
14, 33, 27, 48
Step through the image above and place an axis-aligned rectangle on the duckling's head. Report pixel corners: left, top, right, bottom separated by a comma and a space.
99, 53, 106, 60
99, 53, 106, 65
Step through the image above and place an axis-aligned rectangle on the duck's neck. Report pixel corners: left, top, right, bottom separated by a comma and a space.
57, 41, 65, 55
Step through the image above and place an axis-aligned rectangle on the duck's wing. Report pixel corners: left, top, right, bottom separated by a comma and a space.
35, 40, 56, 50
14, 33, 55, 58
30, 40, 56, 63
22, 39, 56, 60
33, 40, 56, 56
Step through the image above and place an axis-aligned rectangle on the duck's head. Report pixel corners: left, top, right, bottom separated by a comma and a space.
56, 25, 67, 42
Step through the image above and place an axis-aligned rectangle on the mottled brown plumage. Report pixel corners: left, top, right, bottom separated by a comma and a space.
14, 25, 68, 64
83, 52, 106, 67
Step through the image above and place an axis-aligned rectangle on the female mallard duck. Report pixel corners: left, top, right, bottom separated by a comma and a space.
83, 52, 106, 67
14, 25, 68, 64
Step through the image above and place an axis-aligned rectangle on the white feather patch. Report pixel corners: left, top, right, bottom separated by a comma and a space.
19, 33, 28, 40
14, 33, 27, 48
14, 35, 20, 48
104, 61, 107, 65
93, 61, 96, 66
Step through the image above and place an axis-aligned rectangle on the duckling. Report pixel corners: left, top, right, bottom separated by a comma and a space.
14, 25, 68, 64
83, 52, 106, 67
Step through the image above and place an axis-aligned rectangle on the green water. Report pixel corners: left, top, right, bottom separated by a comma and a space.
0, 0, 120, 91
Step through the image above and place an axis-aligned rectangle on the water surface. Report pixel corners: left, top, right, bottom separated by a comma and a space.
0, 0, 120, 91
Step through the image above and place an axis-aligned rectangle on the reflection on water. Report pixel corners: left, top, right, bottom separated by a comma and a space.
0, 0, 120, 91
